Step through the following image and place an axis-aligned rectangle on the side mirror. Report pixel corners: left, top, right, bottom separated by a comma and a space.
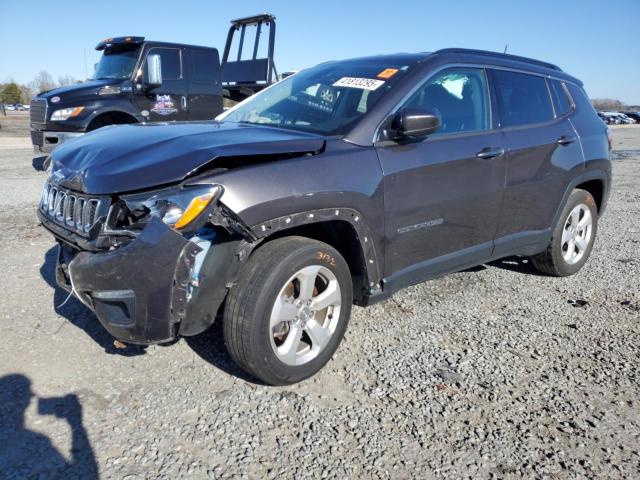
392, 108, 441, 140
146, 54, 163, 88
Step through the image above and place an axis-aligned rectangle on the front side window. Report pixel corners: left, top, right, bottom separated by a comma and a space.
493, 70, 554, 127
146, 47, 181, 80
218, 60, 413, 136
400, 67, 490, 135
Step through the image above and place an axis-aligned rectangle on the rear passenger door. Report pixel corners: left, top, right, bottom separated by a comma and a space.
491, 69, 584, 255
377, 67, 506, 281
186, 48, 223, 120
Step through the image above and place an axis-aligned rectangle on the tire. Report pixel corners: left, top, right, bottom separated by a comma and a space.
531, 188, 598, 276
223, 236, 353, 385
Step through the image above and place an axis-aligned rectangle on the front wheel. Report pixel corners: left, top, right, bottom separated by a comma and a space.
531, 188, 598, 276
223, 236, 353, 385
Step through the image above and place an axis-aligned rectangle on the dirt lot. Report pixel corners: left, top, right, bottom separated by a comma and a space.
0, 124, 638, 479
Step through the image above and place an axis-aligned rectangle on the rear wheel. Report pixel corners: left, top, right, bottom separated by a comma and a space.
223, 236, 353, 385
531, 188, 598, 276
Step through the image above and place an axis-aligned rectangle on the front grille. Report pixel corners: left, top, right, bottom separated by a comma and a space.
31, 130, 44, 146
30, 98, 47, 124
39, 183, 102, 236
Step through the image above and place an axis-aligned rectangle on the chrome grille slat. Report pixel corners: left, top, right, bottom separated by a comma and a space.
39, 182, 102, 237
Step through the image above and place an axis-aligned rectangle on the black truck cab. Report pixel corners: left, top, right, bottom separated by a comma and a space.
30, 14, 276, 152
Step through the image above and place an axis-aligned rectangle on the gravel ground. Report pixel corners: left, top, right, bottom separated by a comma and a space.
0, 126, 639, 479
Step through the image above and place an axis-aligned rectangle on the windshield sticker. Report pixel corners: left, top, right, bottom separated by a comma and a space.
151, 94, 178, 116
333, 77, 385, 91
377, 68, 399, 79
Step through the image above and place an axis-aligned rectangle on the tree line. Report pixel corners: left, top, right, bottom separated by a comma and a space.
0, 71, 80, 105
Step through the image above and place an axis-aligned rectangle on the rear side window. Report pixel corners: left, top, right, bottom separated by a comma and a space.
493, 70, 554, 127
147, 47, 181, 80
401, 67, 490, 135
549, 80, 572, 117
191, 49, 219, 81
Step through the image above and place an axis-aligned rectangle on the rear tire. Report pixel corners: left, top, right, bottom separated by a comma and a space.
531, 188, 598, 276
223, 236, 353, 385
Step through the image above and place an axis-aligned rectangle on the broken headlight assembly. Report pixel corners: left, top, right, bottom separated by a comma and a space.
108, 184, 223, 235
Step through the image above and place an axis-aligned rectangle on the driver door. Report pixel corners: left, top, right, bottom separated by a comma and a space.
376, 67, 506, 281
135, 46, 188, 122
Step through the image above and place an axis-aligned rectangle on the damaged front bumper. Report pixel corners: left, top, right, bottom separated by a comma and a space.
55, 217, 201, 344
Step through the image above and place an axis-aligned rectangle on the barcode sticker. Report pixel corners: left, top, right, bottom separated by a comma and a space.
333, 77, 385, 91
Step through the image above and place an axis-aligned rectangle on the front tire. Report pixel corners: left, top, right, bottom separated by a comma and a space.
531, 188, 598, 276
223, 236, 353, 385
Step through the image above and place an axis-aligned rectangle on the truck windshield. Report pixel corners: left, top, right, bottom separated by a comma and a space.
218, 60, 412, 136
93, 46, 140, 80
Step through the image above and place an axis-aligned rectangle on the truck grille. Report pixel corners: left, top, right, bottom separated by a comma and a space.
30, 98, 47, 124
39, 183, 102, 236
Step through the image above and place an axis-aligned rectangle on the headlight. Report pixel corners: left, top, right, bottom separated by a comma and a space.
50, 106, 85, 121
120, 184, 223, 231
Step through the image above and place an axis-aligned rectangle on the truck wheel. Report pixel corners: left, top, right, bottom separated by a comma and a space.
223, 236, 353, 385
531, 188, 598, 276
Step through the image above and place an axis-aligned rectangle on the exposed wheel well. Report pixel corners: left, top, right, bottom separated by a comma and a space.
575, 179, 604, 214
256, 221, 369, 302
87, 111, 138, 132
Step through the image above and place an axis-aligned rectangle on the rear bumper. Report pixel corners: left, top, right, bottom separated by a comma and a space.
56, 217, 201, 344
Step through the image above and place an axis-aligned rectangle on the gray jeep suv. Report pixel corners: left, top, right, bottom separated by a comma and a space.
39, 48, 611, 385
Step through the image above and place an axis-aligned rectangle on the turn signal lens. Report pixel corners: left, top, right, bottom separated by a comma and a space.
174, 192, 215, 230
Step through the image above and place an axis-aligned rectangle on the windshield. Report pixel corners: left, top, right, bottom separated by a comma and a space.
93, 45, 140, 80
218, 60, 412, 136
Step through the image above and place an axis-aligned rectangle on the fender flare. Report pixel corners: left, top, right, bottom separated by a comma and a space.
551, 169, 610, 228
248, 208, 382, 289
85, 107, 144, 129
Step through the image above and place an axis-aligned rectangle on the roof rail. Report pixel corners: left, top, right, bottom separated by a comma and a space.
434, 48, 562, 71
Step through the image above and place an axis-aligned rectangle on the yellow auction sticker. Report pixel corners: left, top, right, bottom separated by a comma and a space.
377, 68, 399, 79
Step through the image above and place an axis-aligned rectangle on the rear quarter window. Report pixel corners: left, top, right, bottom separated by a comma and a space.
191, 49, 219, 81
493, 70, 554, 127
566, 83, 598, 115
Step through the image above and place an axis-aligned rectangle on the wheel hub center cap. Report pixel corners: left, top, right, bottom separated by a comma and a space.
295, 305, 312, 328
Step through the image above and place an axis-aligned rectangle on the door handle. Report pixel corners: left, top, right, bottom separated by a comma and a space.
476, 147, 505, 160
557, 135, 577, 146
181, 96, 188, 110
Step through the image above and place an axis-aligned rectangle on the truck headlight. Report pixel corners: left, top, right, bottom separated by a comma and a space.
50, 106, 85, 121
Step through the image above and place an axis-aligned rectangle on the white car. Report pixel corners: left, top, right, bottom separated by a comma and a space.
4, 104, 16, 111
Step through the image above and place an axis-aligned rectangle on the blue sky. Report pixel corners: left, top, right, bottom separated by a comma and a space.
1, 0, 639, 103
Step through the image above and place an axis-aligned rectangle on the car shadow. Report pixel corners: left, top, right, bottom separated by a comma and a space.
0, 374, 98, 479
488, 255, 546, 276
40, 246, 147, 357
185, 319, 263, 385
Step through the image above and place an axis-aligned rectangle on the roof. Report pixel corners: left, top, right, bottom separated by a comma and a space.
328, 49, 580, 85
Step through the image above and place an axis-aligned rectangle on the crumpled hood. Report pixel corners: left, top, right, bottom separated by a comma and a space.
50, 122, 325, 194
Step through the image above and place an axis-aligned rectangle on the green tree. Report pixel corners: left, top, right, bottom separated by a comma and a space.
1, 83, 22, 104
